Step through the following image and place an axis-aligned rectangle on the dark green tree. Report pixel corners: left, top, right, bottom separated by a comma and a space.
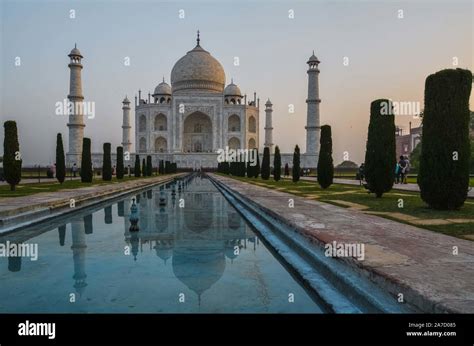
142, 158, 146, 177
146, 155, 152, 176
159, 160, 164, 174
134, 155, 141, 177
418, 68, 472, 209
56, 133, 66, 184
284, 163, 289, 177
364, 99, 396, 197
3, 121, 22, 190
261, 147, 270, 180
317, 125, 334, 188
80, 138, 93, 183
116, 146, 124, 179
273, 146, 281, 181
223, 161, 230, 175
254, 150, 260, 178
292, 145, 301, 183
102, 143, 112, 181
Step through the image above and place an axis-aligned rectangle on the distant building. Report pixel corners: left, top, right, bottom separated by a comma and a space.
395, 122, 422, 158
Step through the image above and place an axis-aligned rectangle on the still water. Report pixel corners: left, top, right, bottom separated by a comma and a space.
0, 175, 325, 313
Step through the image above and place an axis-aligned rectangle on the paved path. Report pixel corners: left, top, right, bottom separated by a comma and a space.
0, 177, 81, 185
300, 177, 474, 198
211, 174, 474, 313
0, 174, 183, 232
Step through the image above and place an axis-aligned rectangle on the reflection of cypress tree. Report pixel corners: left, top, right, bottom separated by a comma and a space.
8, 255, 21, 272
147, 190, 152, 199
117, 201, 125, 217
84, 214, 93, 234
135, 194, 140, 203
58, 225, 66, 246
104, 206, 113, 224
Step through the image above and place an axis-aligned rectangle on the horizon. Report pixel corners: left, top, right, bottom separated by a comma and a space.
1, 0, 473, 165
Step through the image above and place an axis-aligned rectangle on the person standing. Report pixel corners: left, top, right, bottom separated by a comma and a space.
398, 156, 407, 184
72, 163, 78, 178
403, 155, 410, 184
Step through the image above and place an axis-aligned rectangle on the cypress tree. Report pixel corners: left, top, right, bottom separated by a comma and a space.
102, 143, 112, 181
364, 99, 396, 197
80, 138, 93, 183
223, 161, 230, 175
254, 150, 260, 178
284, 163, 289, 177
134, 155, 141, 177
142, 158, 146, 177
317, 125, 334, 188
273, 146, 281, 181
418, 68, 472, 209
246, 159, 253, 178
146, 155, 153, 176
261, 147, 270, 180
165, 161, 171, 174
292, 145, 301, 183
3, 121, 22, 190
159, 160, 164, 174
116, 146, 124, 179
56, 133, 66, 184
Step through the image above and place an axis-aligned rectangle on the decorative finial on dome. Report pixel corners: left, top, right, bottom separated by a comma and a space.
162, 76, 165, 83
75, 43, 77, 49
231, 78, 234, 84
197, 30, 200, 46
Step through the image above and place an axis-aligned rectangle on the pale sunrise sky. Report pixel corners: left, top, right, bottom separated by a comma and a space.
1, 0, 473, 165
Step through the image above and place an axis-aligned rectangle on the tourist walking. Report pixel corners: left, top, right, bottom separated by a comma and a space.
403, 155, 410, 184
395, 162, 401, 184
398, 156, 407, 184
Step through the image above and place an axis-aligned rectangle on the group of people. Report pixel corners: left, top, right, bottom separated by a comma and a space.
357, 155, 411, 185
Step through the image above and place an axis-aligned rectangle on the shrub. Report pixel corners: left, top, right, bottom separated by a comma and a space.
56, 133, 65, 184
273, 146, 281, 181
116, 146, 124, 179
80, 138, 93, 183
317, 125, 334, 188
102, 143, 112, 181
3, 121, 22, 190
418, 68, 472, 209
364, 99, 396, 197
292, 145, 300, 182
261, 147, 270, 180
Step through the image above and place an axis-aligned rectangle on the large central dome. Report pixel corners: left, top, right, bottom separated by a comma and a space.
171, 42, 226, 93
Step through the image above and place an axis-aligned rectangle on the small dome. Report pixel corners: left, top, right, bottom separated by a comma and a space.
123, 96, 130, 104
265, 98, 272, 106
307, 51, 320, 64
171, 43, 225, 93
69, 45, 82, 58
153, 80, 172, 96
224, 80, 242, 97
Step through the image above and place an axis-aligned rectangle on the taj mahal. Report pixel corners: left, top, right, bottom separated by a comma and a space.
65, 32, 321, 169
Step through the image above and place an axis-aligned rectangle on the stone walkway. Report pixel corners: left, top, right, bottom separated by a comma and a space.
300, 177, 474, 198
211, 174, 474, 313
0, 174, 183, 233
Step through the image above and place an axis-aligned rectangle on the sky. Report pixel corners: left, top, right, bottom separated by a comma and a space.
0, 0, 473, 165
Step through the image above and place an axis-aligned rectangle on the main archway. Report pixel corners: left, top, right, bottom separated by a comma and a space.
183, 112, 213, 152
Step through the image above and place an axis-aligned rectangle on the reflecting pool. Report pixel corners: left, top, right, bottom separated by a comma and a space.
0, 175, 325, 313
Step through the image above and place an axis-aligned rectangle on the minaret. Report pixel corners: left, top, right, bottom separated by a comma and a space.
66, 44, 85, 167
122, 96, 132, 154
305, 51, 321, 159
71, 218, 87, 296
264, 99, 274, 153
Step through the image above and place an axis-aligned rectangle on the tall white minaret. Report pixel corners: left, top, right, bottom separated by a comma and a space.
264, 99, 274, 154
121, 96, 132, 154
66, 44, 85, 167
305, 51, 321, 159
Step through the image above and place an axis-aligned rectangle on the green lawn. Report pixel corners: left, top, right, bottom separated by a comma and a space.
0, 175, 157, 198
221, 174, 474, 240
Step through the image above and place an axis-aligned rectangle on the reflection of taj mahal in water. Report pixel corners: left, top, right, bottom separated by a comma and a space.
66, 32, 322, 169
7, 177, 260, 303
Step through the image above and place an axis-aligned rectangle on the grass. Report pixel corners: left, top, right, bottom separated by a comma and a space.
221, 174, 474, 240
0, 175, 158, 198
